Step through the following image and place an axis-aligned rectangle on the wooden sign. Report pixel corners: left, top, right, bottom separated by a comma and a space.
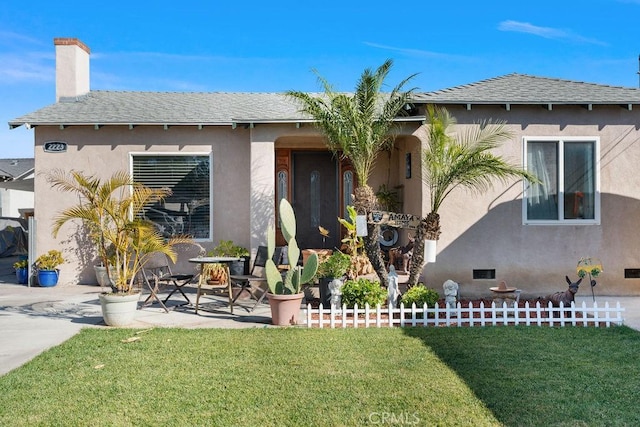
368, 211, 421, 230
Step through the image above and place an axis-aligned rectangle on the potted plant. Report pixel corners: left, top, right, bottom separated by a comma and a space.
35, 250, 65, 287
317, 251, 351, 307
208, 240, 250, 275
48, 170, 192, 326
202, 263, 228, 285
13, 258, 29, 285
265, 198, 318, 325
338, 205, 374, 278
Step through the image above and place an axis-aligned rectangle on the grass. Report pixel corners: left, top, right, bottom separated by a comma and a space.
1, 326, 639, 426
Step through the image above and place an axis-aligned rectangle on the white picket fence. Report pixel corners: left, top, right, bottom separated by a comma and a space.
301, 301, 625, 328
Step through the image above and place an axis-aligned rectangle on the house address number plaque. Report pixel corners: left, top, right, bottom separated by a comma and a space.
43, 141, 67, 153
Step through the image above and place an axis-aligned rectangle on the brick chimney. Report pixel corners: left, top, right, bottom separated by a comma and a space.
54, 38, 90, 102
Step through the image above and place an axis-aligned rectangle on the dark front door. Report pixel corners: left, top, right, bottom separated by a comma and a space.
292, 151, 339, 250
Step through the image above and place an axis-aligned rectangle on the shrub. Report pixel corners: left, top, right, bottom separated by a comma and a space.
317, 251, 351, 279
208, 240, 249, 257
401, 284, 439, 307
340, 278, 386, 308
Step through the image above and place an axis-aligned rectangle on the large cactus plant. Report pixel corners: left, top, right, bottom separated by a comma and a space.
265, 198, 318, 294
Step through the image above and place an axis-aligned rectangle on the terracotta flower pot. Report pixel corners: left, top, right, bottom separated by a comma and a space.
267, 292, 304, 326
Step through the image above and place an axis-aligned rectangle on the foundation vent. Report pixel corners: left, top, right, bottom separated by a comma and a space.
624, 269, 640, 279
473, 269, 496, 280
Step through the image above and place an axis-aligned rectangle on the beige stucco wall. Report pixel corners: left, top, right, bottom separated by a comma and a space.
34, 125, 252, 285
423, 104, 640, 298
32, 104, 640, 298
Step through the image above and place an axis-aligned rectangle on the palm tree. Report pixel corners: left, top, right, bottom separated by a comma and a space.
48, 170, 192, 293
407, 105, 538, 286
286, 59, 418, 284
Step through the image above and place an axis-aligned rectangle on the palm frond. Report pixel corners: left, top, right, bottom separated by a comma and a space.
286, 59, 418, 186
421, 105, 538, 213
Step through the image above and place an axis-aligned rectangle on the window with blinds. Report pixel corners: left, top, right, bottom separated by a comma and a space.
132, 154, 211, 239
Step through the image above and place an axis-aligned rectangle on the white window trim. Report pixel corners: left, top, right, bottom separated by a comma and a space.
129, 151, 213, 241
522, 136, 600, 226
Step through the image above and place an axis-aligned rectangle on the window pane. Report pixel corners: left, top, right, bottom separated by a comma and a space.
132, 155, 211, 239
564, 141, 595, 220
527, 142, 558, 220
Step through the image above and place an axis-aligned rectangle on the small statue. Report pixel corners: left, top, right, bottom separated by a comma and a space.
387, 266, 400, 307
329, 278, 343, 310
443, 279, 459, 309
546, 276, 582, 307
387, 235, 415, 273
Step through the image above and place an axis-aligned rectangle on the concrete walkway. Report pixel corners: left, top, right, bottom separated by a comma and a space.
0, 251, 281, 376
0, 280, 281, 376
0, 254, 638, 376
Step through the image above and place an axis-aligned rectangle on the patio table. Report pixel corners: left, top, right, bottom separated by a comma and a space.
189, 256, 240, 314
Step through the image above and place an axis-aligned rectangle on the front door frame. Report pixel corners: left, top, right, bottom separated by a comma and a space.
274, 148, 356, 247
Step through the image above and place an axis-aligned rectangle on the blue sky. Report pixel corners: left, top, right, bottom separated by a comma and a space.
2, 0, 640, 159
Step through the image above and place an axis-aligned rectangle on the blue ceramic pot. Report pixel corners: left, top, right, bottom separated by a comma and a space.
38, 270, 59, 287
16, 268, 28, 284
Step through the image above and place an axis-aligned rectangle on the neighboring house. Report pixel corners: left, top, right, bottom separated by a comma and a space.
8, 38, 640, 298
0, 158, 34, 218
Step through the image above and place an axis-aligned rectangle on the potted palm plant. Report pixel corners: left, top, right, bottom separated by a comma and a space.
48, 170, 192, 326
265, 198, 318, 325
35, 250, 65, 287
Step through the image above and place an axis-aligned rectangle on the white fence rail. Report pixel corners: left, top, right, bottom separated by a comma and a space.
302, 301, 625, 329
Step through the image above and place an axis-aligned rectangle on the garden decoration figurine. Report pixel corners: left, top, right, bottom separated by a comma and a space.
489, 280, 518, 312
387, 235, 414, 273
577, 257, 601, 302
387, 265, 400, 308
329, 279, 343, 310
443, 279, 459, 309
546, 276, 582, 312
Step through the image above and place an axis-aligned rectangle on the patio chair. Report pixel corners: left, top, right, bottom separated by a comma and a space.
141, 243, 204, 312
230, 245, 286, 312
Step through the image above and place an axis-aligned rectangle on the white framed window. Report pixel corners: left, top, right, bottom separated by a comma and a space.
523, 137, 600, 225
131, 153, 212, 239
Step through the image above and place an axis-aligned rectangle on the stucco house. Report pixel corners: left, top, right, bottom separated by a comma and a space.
9, 38, 640, 298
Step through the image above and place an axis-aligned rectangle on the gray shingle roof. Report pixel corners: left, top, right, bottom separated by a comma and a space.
9, 73, 640, 128
413, 73, 640, 105
0, 158, 34, 179
9, 91, 308, 127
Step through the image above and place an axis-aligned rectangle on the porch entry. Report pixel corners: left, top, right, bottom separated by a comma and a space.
275, 149, 355, 251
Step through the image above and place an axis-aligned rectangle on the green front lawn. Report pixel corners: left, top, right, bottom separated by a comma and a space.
1, 326, 639, 426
